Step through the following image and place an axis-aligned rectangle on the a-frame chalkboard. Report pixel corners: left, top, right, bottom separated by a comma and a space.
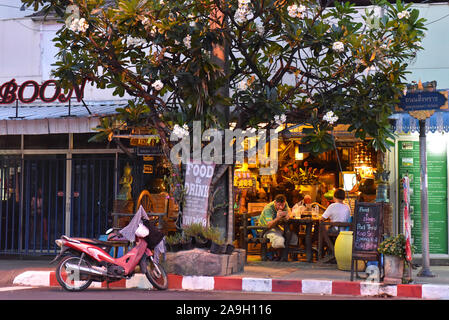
350, 201, 385, 281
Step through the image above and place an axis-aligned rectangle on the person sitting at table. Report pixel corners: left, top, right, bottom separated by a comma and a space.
290, 191, 305, 218
319, 188, 351, 261
258, 194, 298, 261
320, 188, 351, 229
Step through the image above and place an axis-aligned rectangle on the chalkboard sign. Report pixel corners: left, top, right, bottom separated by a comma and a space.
352, 202, 384, 253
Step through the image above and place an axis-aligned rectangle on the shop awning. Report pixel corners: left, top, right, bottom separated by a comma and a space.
390, 111, 449, 134
0, 100, 127, 135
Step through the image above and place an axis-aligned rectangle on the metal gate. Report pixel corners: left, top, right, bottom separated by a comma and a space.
0, 155, 118, 256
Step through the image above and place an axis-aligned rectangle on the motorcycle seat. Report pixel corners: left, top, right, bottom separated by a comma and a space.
72, 237, 129, 246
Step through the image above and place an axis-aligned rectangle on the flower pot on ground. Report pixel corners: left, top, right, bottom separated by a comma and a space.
378, 234, 410, 284
165, 233, 182, 252
383, 255, 404, 284
224, 244, 235, 255
181, 234, 194, 251
210, 240, 225, 254
194, 236, 211, 249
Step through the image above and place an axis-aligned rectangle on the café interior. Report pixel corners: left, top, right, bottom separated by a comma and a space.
233, 124, 380, 262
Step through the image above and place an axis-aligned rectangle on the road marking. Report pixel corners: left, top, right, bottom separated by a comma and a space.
0, 286, 36, 292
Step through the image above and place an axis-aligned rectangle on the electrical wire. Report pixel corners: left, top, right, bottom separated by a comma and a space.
424, 12, 449, 26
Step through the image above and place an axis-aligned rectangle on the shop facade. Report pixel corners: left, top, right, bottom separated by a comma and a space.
389, 110, 449, 260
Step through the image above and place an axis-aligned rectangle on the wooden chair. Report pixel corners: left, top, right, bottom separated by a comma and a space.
318, 221, 353, 262
239, 211, 271, 261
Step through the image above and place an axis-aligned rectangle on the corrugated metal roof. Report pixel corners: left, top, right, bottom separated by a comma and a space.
0, 100, 127, 135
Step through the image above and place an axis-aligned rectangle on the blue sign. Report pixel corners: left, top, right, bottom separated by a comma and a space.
398, 91, 447, 111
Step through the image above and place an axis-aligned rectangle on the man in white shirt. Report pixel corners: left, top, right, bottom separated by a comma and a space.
319, 188, 351, 261
321, 188, 351, 229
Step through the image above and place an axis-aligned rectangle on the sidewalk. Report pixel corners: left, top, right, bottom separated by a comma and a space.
3, 256, 449, 299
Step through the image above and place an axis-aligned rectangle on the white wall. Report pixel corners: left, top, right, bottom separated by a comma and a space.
0, 0, 34, 19
407, 3, 449, 89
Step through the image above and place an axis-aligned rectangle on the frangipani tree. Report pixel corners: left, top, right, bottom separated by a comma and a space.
22, 0, 425, 204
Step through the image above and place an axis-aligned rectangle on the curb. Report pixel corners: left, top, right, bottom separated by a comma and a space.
12, 270, 449, 299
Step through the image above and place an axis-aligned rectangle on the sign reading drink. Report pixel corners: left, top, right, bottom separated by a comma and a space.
182, 162, 215, 228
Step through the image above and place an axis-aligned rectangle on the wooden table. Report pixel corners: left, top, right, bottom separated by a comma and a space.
282, 217, 320, 263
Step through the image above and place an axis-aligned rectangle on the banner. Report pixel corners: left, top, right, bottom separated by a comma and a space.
402, 175, 412, 262
182, 162, 215, 228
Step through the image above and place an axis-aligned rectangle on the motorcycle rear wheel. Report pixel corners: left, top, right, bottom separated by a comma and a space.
56, 255, 93, 292
144, 257, 168, 290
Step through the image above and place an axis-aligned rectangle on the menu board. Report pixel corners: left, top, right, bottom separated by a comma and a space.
397, 140, 448, 254
182, 162, 215, 228
353, 202, 383, 253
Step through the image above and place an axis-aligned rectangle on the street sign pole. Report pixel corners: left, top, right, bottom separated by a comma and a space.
399, 82, 447, 278
417, 119, 434, 277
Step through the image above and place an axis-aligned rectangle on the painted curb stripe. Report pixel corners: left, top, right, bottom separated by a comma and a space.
13, 271, 449, 299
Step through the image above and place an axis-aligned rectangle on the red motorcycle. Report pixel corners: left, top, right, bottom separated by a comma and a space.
51, 220, 168, 292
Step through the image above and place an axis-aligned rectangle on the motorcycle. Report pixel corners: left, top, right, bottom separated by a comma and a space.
51, 220, 168, 292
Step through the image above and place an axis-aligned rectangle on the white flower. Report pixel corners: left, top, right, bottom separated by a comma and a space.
274, 114, 287, 126
323, 111, 338, 125
287, 4, 306, 18
127, 36, 147, 46
256, 23, 265, 36
305, 97, 314, 104
183, 34, 191, 49
69, 18, 89, 33
141, 17, 151, 26
397, 10, 410, 19
332, 41, 345, 53
151, 80, 164, 91
237, 80, 248, 91
287, 4, 298, 18
173, 124, 189, 139
77, 18, 89, 32
234, 0, 253, 24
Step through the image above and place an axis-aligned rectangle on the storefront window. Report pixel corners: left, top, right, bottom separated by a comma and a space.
24, 134, 68, 149
0, 135, 21, 149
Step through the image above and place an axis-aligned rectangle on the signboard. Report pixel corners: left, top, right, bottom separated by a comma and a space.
397, 91, 448, 112
182, 162, 215, 228
352, 202, 384, 254
398, 140, 448, 254
136, 146, 163, 156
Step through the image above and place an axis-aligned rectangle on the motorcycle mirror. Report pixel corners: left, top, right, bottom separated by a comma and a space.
105, 228, 114, 235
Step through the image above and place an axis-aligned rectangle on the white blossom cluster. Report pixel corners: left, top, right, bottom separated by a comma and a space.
127, 36, 147, 46
173, 124, 189, 139
274, 114, 287, 126
234, 0, 254, 24
332, 41, 345, 53
323, 111, 338, 125
256, 23, 265, 36
183, 34, 191, 49
287, 4, 306, 18
69, 18, 89, 33
141, 17, 158, 36
151, 80, 164, 91
397, 10, 410, 19
237, 80, 248, 91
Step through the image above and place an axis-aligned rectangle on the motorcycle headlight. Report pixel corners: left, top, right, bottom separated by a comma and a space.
55, 239, 63, 248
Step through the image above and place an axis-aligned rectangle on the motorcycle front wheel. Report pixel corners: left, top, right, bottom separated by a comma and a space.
55, 255, 93, 292
144, 257, 168, 290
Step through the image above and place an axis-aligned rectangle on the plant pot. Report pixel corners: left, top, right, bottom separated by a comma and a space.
167, 243, 182, 252
334, 231, 364, 271
210, 241, 224, 254
224, 244, 234, 255
383, 255, 404, 284
194, 237, 211, 249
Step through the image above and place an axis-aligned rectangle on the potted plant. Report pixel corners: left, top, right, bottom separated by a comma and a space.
377, 234, 409, 284
210, 237, 225, 254
180, 233, 194, 251
165, 233, 182, 252
184, 223, 210, 248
